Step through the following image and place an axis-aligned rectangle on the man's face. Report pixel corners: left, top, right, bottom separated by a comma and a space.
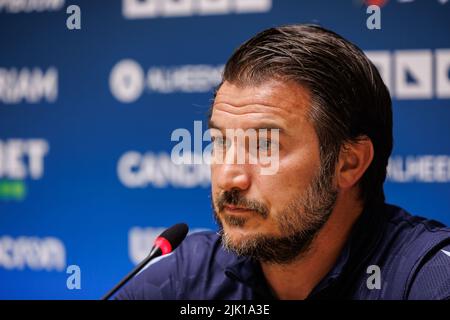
210, 80, 338, 264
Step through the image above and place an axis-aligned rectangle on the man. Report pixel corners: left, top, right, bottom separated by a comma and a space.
116, 24, 450, 300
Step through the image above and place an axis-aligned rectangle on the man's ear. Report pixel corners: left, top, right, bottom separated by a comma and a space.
336, 136, 374, 190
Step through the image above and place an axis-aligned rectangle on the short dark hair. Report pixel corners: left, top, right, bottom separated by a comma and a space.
218, 24, 393, 205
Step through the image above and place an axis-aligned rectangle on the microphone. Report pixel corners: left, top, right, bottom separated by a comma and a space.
101, 223, 189, 300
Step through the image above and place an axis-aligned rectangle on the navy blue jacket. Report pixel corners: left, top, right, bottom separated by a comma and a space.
116, 203, 450, 300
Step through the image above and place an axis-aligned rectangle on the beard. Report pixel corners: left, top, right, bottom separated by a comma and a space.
212, 164, 338, 265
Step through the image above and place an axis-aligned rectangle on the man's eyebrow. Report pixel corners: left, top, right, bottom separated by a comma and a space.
208, 119, 285, 133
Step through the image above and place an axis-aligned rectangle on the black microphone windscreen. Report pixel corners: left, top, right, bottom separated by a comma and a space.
159, 223, 189, 250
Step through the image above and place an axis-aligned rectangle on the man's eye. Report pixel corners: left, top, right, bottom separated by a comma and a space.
258, 139, 272, 151
212, 136, 222, 145
212, 136, 228, 148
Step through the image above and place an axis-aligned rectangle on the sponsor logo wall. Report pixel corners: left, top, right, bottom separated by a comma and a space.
0, 0, 449, 299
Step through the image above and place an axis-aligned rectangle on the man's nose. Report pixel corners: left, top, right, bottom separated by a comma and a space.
215, 163, 251, 192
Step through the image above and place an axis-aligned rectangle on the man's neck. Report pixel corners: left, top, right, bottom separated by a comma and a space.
260, 196, 364, 300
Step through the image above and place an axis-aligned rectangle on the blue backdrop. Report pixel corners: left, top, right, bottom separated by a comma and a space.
1, 0, 449, 299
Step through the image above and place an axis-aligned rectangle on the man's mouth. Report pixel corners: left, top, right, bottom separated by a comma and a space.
223, 204, 255, 213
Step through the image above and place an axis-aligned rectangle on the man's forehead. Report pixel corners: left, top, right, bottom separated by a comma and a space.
210, 80, 311, 130
213, 80, 310, 109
